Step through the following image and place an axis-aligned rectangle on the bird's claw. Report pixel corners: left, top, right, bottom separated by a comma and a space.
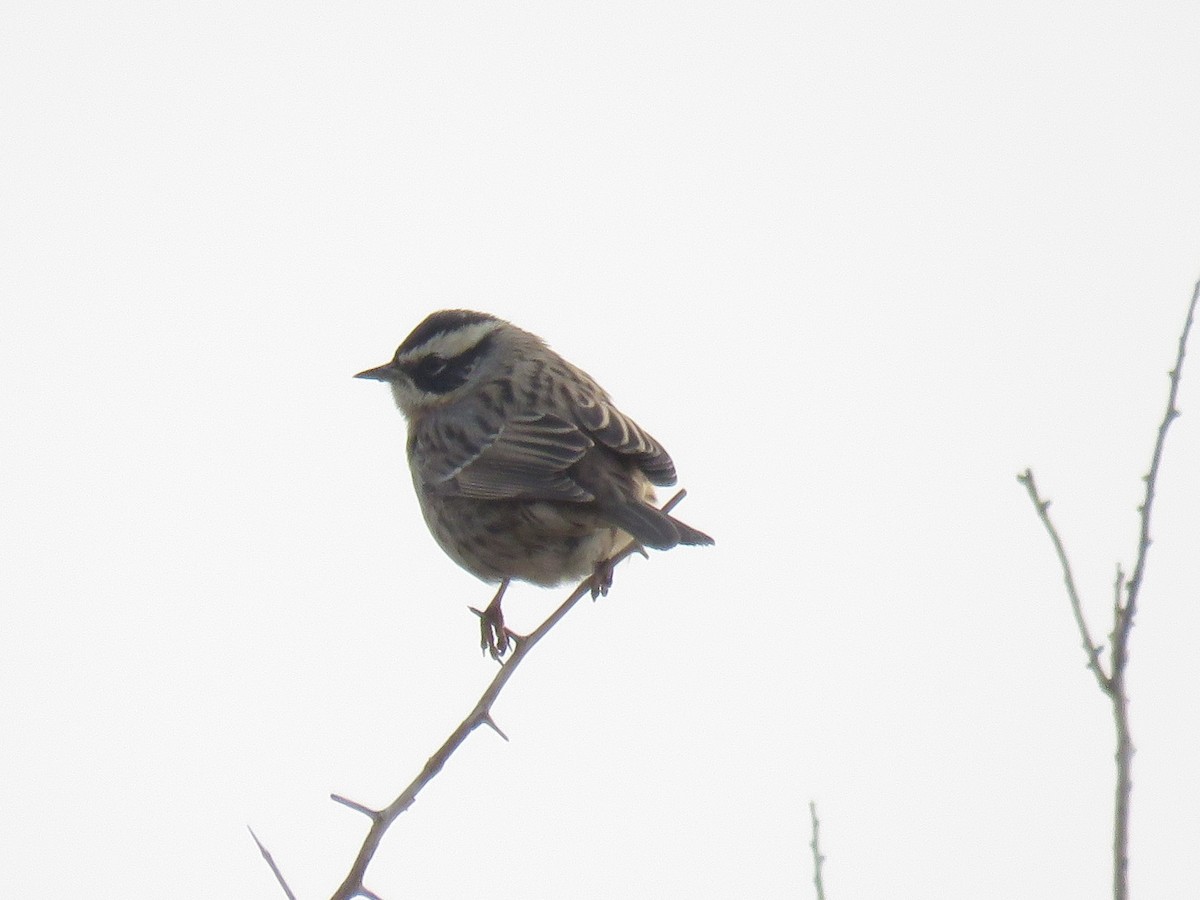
469, 580, 515, 662
591, 556, 618, 599
471, 602, 513, 661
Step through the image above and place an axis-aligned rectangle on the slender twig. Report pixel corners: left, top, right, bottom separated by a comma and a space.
1017, 279, 1197, 900
249, 826, 297, 900
1015, 469, 1109, 692
809, 801, 826, 900
1124, 279, 1196, 613
266, 489, 690, 900
1111, 279, 1196, 898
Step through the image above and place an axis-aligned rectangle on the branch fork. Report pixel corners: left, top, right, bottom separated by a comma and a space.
1017, 278, 1197, 900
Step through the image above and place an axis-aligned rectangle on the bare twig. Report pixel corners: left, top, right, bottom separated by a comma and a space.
249, 826, 297, 900
1017, 279, 1197, 900
1124, 278, 1197, 612
809, 801, 826, 900
1015, 469, 1109, 692
267, 489, 691, 900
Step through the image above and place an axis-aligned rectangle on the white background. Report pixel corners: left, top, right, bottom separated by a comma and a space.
4, 3, 1199, 898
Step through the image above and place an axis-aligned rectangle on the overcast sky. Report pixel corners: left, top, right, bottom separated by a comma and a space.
4, 3, 1200, 898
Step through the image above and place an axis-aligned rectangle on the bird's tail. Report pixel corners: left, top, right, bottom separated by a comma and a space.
605, 501, 714, 551
670, 515, 714, 547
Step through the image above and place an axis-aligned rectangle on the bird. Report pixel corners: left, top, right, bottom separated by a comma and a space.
355, 309, 713, 658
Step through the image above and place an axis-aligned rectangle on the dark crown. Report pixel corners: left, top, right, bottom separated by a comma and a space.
397, 310, 499, 357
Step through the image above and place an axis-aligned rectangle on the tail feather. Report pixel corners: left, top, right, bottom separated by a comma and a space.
669, 515, 714, 547
603, 501, 714, 551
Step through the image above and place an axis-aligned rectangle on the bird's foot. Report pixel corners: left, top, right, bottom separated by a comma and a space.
471, 581, 514, 661
590, 556, 616, 599
590, 543, 647, 598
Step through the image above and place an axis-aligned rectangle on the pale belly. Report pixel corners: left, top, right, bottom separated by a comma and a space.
417, 492, 627, 586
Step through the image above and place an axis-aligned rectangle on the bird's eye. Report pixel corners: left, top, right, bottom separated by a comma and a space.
408, 337, 492, 394
419, 356, 447, 378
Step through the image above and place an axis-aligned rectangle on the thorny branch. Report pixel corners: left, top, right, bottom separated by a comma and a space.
254, 490, 692, 900
1017, 278, 1198, 900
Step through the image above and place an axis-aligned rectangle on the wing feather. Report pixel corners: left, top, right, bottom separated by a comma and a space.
575, 395, 677, 486
424, 413, 596, 503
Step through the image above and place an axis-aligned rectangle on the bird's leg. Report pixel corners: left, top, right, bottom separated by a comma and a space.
591, 543, 647, 599
590, 557, 616, 599
478, 579, 511, 660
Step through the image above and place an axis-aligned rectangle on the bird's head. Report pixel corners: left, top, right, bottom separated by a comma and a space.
355, 310, 510, 417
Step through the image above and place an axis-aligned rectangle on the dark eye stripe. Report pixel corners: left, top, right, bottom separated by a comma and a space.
408, 334, 493, 394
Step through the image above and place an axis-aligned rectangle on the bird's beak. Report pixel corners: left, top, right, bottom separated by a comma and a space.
354, 361, 403, 382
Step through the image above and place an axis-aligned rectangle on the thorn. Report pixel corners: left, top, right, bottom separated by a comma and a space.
331, 794, 381, 820
468, 605, 484, 619
481, 713, 510, 742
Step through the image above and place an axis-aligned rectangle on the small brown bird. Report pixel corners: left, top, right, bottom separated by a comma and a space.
356, 310, 713, 657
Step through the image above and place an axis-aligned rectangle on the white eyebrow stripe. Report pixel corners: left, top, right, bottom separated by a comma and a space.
398, 321, 501, 363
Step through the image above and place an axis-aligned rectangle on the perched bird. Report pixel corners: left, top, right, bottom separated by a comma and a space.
356, 310, 713, 658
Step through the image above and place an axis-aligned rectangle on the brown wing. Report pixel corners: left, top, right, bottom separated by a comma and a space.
419, 413, 597, 503
573, 394, 678, 486
415, 396, 701, 550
